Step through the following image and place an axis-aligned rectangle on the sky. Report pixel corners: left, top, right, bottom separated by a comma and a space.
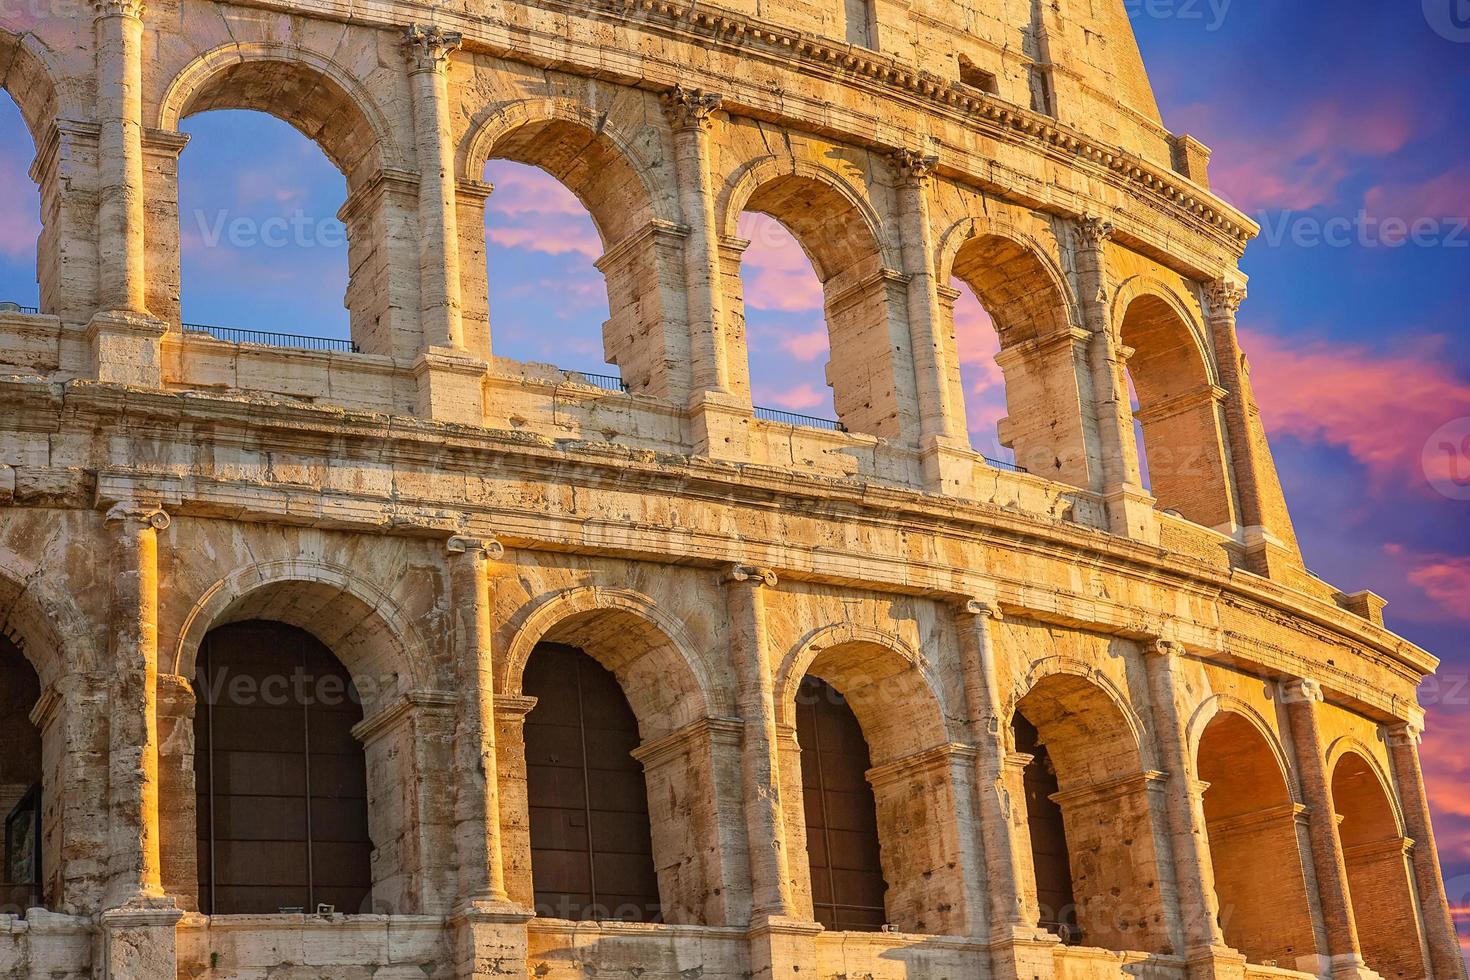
0, 0, 1467, 959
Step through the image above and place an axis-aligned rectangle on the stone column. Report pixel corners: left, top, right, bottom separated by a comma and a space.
89, 0, 166, 384
1280, 678, 1375, 980
1074, 215, 1156, 542
723, 564, 795, 922
101, 502, 181, 977
446, 535, 511, 908
1204, 279, 1303, 576
1142, 642, 1242, 978
953, 599, 1058, 980
405, 25, 486, 426
1386, 723, 1468, 980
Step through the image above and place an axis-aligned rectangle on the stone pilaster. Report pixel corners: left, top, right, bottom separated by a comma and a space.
446, 535, 516, 911
1280, 679, 1379, 980
101, 501, 180, 977
1142, 641, 1244, 980
93, 0, 147, 317
723, 564, 795, 921
1204, 279, 1303, 575
952, 599, 1060, 980
405, 24, 465, 351
1386, 723, 1468, 980
1074, 215, 1157, 542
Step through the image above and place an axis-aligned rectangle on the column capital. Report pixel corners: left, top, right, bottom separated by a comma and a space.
1386, 721, 1424, 747
891, 147, 939, 186
1077, 214, 1116, 250
104, 502, 171, 531
404, 23, 463, 73
662, 84, 723, 131
1204, 278, 1247, 319
1280, 677, 1324, 704
1144, 638, 1184, 658
724, 563, 777, 587
954, 597, 1003, 620
94, 0, 145, 19
446, 535, 505, 560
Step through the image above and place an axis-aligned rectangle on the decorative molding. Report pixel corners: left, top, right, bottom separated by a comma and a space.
1077, 214, 1116, 250
1279, 678, 1324, 704
662, 84, 723, 130
447, 534, 505, 560
93, 0, 145, 19
725, 563, 778, 587
958, 598, 1003, 620
1386, 722, 1424, 748
103, 502, 171, 531
404, 24, 464, 73
1204, 278, 1247, 318
891, 147, 939, 184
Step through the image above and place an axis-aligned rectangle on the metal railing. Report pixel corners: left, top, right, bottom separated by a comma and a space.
183, 323, 359, 353
983, 455, 1027, 474
566, 370, 629, 393
0, 303, 39, 314
754, 405, 848, 432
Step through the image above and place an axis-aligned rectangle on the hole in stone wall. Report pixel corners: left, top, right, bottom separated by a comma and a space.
957, 56, 999, 95
0, 91, 39, 310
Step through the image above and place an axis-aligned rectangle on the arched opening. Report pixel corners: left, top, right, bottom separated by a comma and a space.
502, 597, 729, 926
1332, 752, 1427, 980
1012, 673, 1168, 953
0, 88, 39, 310
0, 636, 42, 915
949, 232, 1077, 480
1117, 294, 1235, 529
523, 643, 659, 923
795, 675, 885, 931
476, 116, 667, 397
732, 173, 904, 440
738, 212, 837, 425
784, 639, 963, 935
482, 159, 615, 384
1013, 713, 1078, 940
178, 110, 350, 346
1197, 712, 1317, 968
192, 621, 371, 915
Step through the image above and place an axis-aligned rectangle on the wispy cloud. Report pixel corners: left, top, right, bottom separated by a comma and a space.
737, 213, 825, 313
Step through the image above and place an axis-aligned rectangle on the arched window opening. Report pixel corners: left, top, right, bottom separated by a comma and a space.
1332, 753, 1427, 980
0, 637, 42, 915
178, 111, 350, 347
0, 91, 40, 311
482, 160, 615, 385
738, 212, 838, 427
948, 284, 1015, 464
523, 643, 659, 923
1012, 713, 1077, 941
796, 675, 886, 932
1197, 713, 1318, 969
192, 621, 371, 916
1013, 673, 1168, 954
1118, 294, 1235, 529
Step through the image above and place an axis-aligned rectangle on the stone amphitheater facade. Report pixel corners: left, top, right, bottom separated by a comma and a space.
0, 0, 1464, 977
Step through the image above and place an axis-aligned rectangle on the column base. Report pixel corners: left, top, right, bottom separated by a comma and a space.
746, 914, 823, 980
1314, 953, 1386, 980
690, 389, 754, 461
1182, 944, 1249, 980
984, 925, 1061, 980
86, 310, 167, 387
1104, 485, 1160, 544
414, 347, 488, 426
920, 433, 979, 496
98, 900, 183, 980
449, 900, 534, 980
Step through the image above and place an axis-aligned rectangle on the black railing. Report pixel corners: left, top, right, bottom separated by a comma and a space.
0, 303, 39, 314
183, 323, 359, 353
565, 370, 629, 393
983, 455, 1027, 474
754, 405, 848, 432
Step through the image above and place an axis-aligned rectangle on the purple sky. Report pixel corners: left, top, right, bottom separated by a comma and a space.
0, 2, 1466, 956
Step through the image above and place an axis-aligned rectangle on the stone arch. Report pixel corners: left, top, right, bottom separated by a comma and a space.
1194, 704, 1319, 968
1114, 276, 1236, 528
0, 544, 99, 686
157, 42, 399, 183
936, 216, 1079, 346
1008, 660, 1170, 953
171, 558, 436, 715
1330, 747, 1428, 980
775, 622, 974, 934
719, 155, 915, 441
0, 29, 60, 151
500, 585, 721, 740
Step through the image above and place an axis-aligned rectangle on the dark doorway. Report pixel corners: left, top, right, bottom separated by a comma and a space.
523, 642, 660, 922
796, 675, 887, 932
1014, 713, 1079, 942
0, 636, 42, 913
193, 620, 371, 915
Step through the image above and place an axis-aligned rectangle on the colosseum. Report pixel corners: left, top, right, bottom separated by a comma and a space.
0, 0, 1463, 977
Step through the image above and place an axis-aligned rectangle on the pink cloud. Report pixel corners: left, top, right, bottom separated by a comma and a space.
487, 223, 601, 260
737, 213, 825, 314
484, 161, 604, 261
1384, 545, 1470, 624
779, 329, 829, 362
0, 147, 40, 261
486, 165, 589, 217
952, 284, 1010, 456
1241, 327, 1470, 493
754, 382, 826, 412
1364, 165, 1470, 223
